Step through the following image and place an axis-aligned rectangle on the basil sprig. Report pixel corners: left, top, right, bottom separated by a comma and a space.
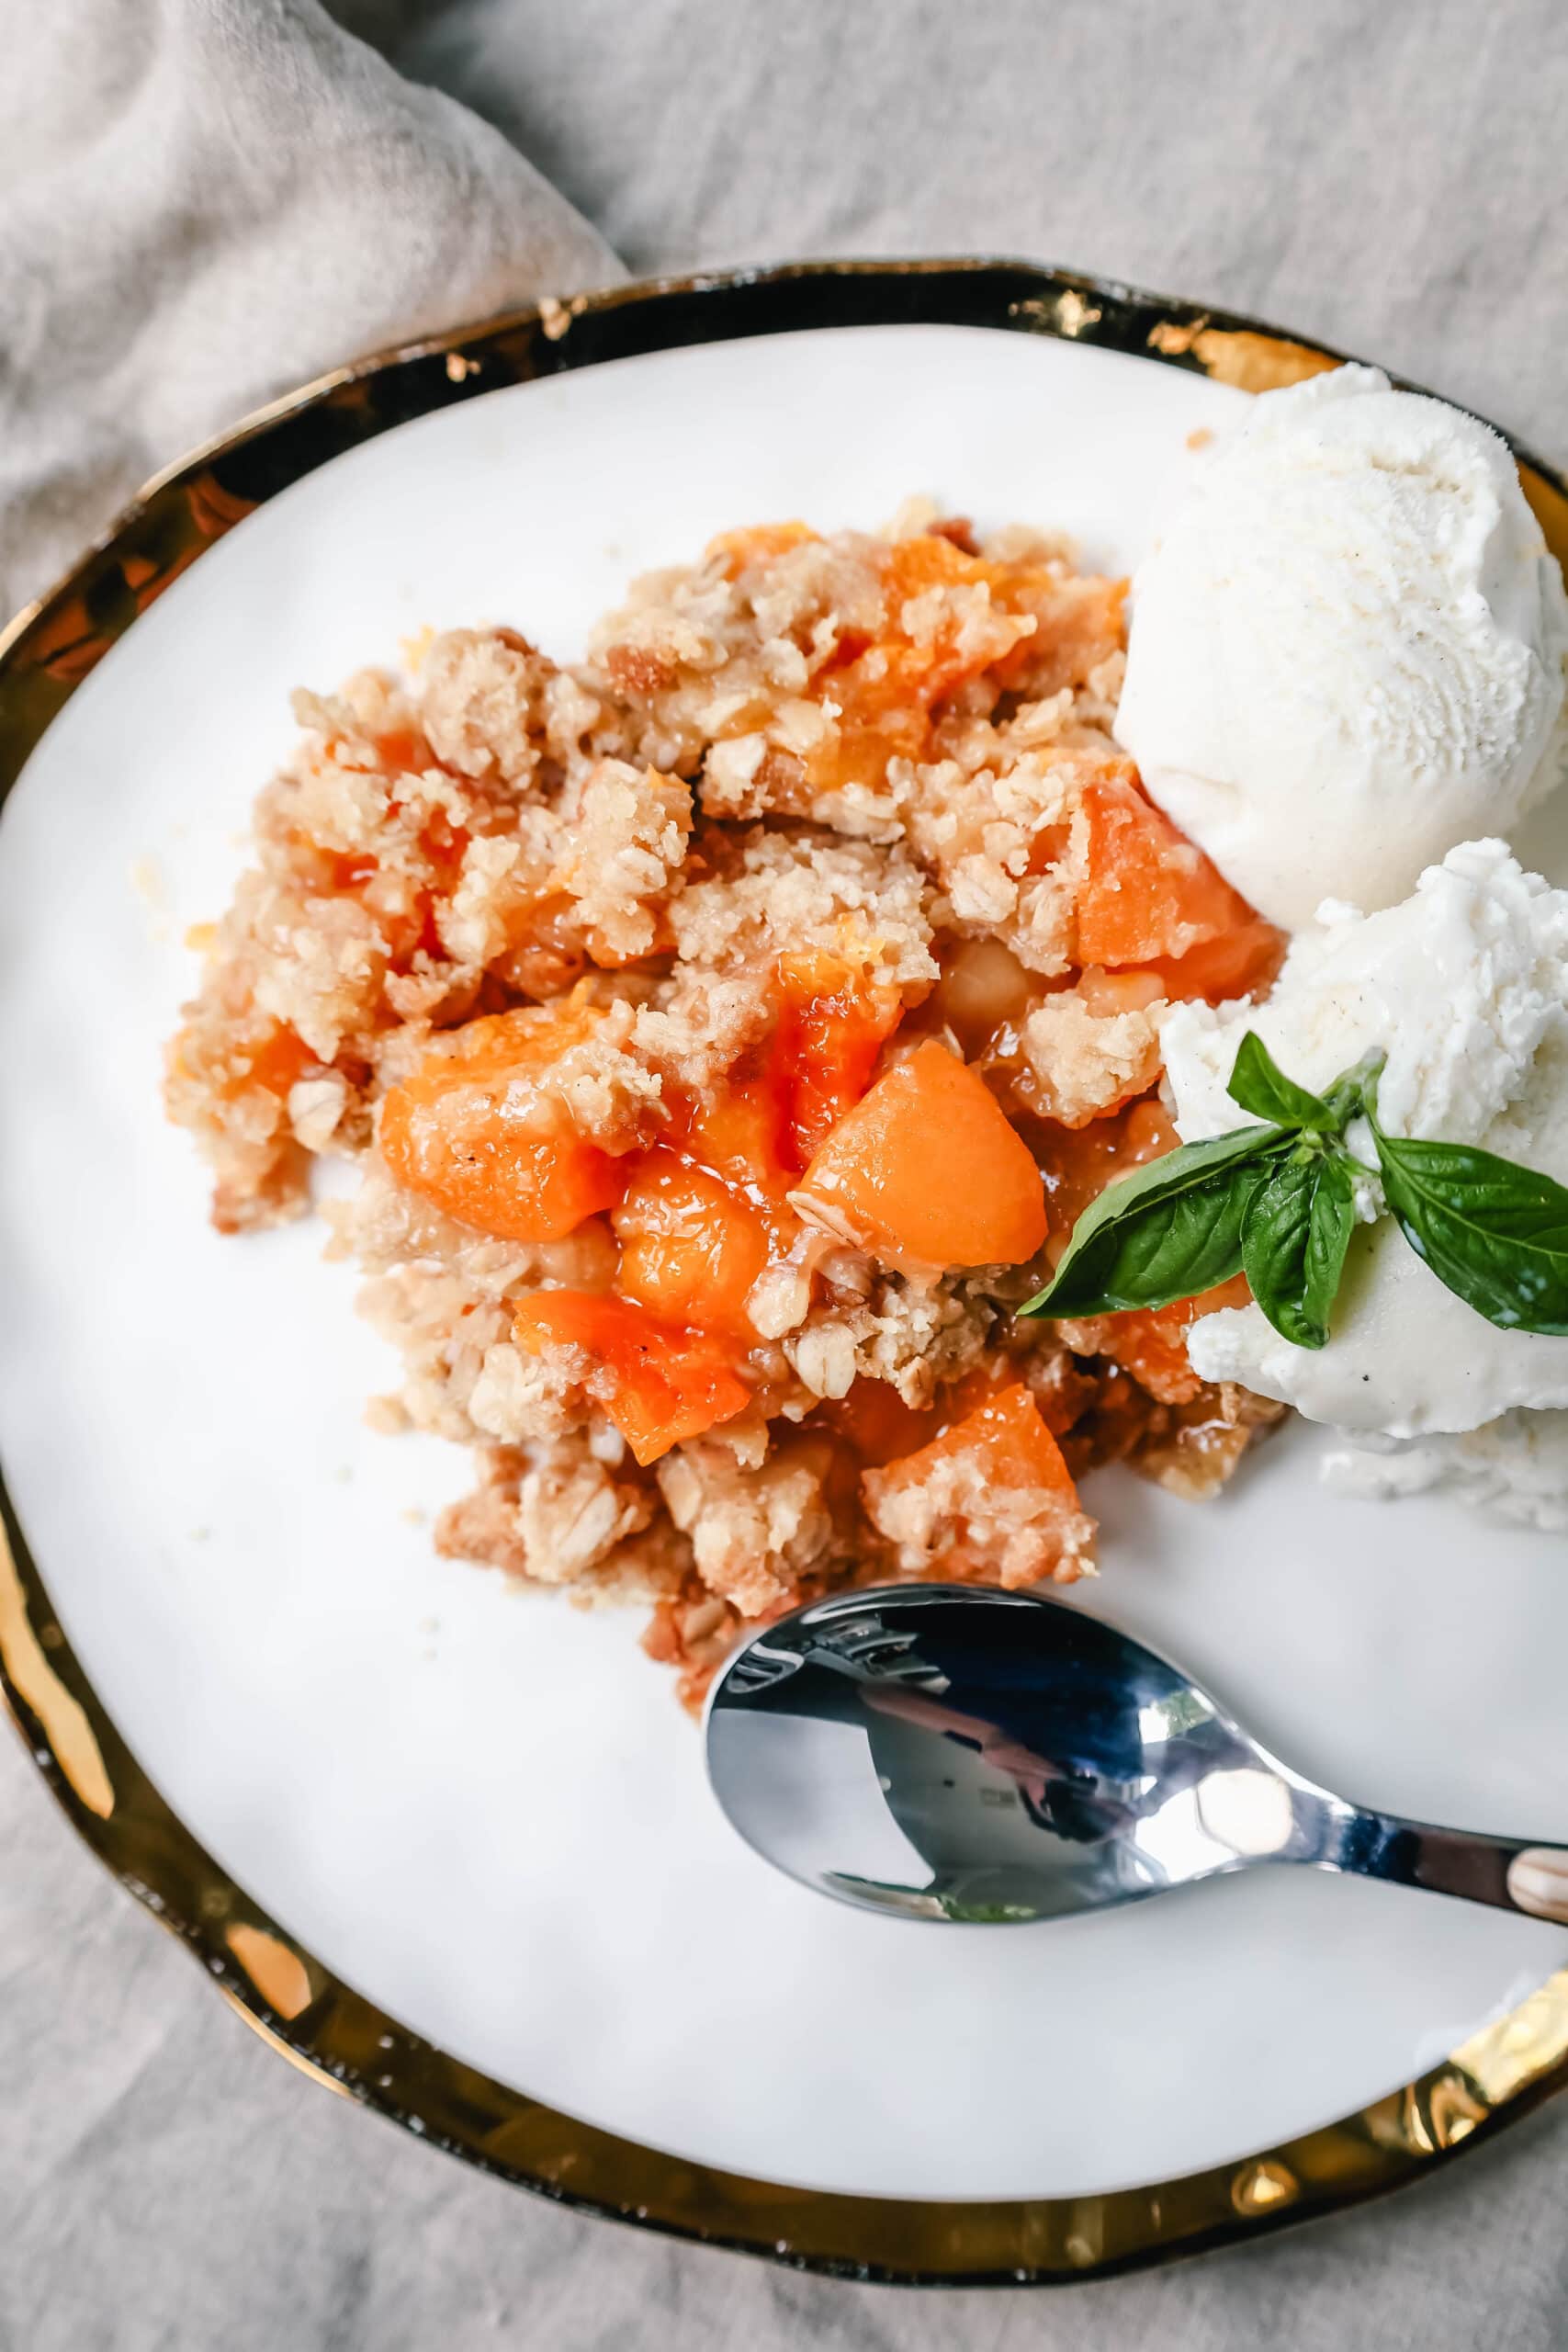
1022, 1031, 1568, 1350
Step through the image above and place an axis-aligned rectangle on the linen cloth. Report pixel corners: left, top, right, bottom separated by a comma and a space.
0, 0, 619, 617
4, 2, 1568, 2346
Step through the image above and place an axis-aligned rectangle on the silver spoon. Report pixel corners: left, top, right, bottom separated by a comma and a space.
705, 1584, 1568, 1926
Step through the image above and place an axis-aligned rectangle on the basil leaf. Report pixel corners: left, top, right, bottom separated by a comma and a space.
1227, 1032, 1335, 1131
1303, 1152, 1359, 1329
1373, 1131, 1568, 1337
1023, 1125, 1284, 1319
1241, 1149, 1357, 1350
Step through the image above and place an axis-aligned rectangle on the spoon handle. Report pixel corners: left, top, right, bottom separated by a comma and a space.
1336, 1815, 1568, 1921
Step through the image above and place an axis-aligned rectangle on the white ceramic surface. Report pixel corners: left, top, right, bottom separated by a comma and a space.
0, 323, 1564, 2204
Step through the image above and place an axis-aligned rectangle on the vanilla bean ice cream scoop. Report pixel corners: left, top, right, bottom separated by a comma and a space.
1159, 841, 1568, 1525
1115, 366, 1568, 931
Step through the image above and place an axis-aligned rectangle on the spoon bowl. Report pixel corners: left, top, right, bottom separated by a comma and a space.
705, 1585, 1568, 1927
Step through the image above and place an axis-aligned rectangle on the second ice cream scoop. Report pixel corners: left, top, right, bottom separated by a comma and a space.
1159, 839, 1568, 1449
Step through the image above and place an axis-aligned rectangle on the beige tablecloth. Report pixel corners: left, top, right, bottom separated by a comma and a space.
4, 3, 1567, 2344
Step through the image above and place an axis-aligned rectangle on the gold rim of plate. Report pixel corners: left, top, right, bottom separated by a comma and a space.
1, 258, 1565, 2286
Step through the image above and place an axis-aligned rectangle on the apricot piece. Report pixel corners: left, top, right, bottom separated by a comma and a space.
513, 1292, 750, 1465
878, 1382, 1079, 1502
613, 1150, 771, 1335
650, 523, 1121, 803
705, 521, 818, 579
379, 1003, 632, 1242
773, 950, 905, 1168
219, 1022, 314, 1102
795, 1040, 1047, 1279
1139, 918, 1287, 1006
1075, 770, 1258, 967
671, 1076, 794, 1201
808, 1375, 942, 1472
806, 535, 1047, 797
863, 1383, 1091, 1586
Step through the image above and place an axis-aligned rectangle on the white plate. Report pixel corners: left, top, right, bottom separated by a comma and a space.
2, 289, 1566, 2233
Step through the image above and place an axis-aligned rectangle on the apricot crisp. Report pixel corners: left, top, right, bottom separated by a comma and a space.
167, 507, 1285, 1706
